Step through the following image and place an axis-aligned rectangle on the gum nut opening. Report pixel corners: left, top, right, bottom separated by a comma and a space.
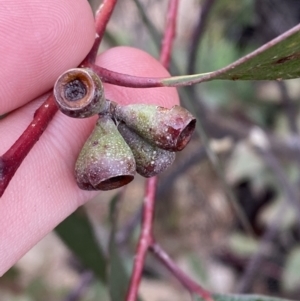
76, 165, 135, 191
173, 114, 196, 151
53, 68, 106, 118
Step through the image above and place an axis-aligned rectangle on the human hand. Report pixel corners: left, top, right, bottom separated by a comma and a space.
0, 0, 179, 275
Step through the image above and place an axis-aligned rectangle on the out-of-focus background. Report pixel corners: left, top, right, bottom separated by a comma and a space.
2, 0, 300, 300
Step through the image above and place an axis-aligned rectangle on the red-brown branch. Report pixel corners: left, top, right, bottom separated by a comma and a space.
0, 94, 57, 197
0, 0, 118, 197
150, 241, 215, 301
159, 0, 179, 68
125, 177, 157, 301
82, 0, 118, 65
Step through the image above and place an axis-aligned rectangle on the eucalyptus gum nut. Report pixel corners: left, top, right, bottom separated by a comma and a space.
75, 115, 136, 191
114, 104, 196, 151
53, 68, 107, 118
118, 123, 176, 178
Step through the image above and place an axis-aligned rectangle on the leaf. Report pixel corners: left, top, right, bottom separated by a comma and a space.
162, 24, 300, 86
55, 207, 107, 282
194, 293, 297, 301
107, 193, 132, 301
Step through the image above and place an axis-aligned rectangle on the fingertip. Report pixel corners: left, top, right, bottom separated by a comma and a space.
0, 0, 95, 113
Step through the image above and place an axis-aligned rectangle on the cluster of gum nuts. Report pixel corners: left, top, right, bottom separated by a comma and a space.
53, 68, 196, 191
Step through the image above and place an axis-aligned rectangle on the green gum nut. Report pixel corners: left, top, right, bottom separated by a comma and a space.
75, 115, 136, 190
118, 122, 176, 178
114, 104, 196, 151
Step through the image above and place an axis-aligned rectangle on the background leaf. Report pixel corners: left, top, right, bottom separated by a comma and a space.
55, 207, 107, 282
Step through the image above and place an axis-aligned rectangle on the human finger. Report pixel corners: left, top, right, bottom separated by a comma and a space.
0, 0, 95, 114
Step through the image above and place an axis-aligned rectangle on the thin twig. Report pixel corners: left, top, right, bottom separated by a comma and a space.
125, 177, 157, 301
82, 0, 118, 65
150, 241, 215, 301
160, 0, 179, 68
89, 63, 165, 87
